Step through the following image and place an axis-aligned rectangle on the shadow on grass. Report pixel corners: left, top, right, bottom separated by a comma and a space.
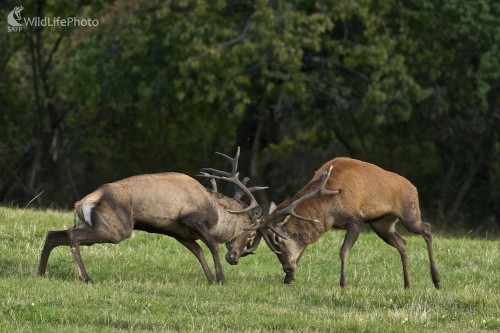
92, 317, 173, 331
34, 260, 212, 286
20, 313, 177, 331
0, 259, 45, 279
0, 259, 23, 277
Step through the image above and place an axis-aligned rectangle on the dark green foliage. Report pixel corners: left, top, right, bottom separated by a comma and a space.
0, 0, 498, 233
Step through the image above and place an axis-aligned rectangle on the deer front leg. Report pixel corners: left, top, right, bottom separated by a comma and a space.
177, 238, 216, 284
182, 214, 225, 284
277, 243, 307, 284
200, 236, 225, 284
278, 252, 295, 284
339, 222, 362, 288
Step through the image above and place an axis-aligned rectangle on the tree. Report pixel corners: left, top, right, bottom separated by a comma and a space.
1, 0, 498, 233
396, 0, 500, 229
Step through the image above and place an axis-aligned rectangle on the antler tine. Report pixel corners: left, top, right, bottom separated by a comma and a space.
199, 168, 232, 178
317, 165, 338, 195
210, 179, 217, 192
241, 232, 262, 256
267, 165, 339, 225
228, 182, 264, 213
234, 177, 249, 201
261, 229, 283, 254
199, 147, 267, 214
233, 177, 269, 200
199, 146, 239, 179
241, 229, 284, 256
247, 186, 269, 192
214, 146, 240, 175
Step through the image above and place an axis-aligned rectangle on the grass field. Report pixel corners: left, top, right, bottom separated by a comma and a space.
0, 207, 499, 332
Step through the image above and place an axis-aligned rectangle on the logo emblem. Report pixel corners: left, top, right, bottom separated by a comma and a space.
6, 5, 100, 32
7, 5, 23, 27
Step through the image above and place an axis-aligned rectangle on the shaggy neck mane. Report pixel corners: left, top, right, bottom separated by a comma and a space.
274, 177, 332, 244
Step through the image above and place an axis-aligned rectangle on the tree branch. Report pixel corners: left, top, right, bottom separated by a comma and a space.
220, 13, 255, 48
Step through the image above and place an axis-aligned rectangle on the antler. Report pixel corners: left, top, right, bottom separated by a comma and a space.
234, 177, 249, 201
242, 166, 340, 255
209, 178, 218, 192
240, 232, 262, 257
240, 223, 286, 255
198, 147, 268, 213
267, 165, 339, 225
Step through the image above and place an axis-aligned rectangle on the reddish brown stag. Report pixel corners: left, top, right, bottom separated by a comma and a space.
253, 157, 440, 289
37, 148, 266, 284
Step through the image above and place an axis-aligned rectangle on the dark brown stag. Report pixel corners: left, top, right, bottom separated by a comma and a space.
254, 157, 440, 289
37, 148, 266, 284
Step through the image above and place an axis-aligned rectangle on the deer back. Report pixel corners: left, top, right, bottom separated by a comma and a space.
271, 158, 420, 242
74, 172, 258, 243
74, 173, 218, 228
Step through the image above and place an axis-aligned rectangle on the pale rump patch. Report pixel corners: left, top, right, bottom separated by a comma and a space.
74, 211, 90, 228
82, 200, 96, 226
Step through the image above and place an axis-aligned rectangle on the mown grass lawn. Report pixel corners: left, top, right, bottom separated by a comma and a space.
0, 207, 499, 332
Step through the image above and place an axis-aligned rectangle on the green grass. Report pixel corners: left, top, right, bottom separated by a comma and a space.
0, 207, 499, 332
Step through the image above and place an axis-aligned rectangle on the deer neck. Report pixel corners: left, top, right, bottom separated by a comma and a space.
280, 213, 331, 244
208, 192, 253, 242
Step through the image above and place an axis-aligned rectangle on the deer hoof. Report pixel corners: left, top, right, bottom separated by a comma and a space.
80, 276, 93, 284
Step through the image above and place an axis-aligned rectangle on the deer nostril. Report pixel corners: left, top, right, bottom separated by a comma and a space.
226, 253, 234, 265
225, 254, 239, 265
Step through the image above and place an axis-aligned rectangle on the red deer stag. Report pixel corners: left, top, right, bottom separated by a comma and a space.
252, 157, 440, 289
37, 147, 266, 284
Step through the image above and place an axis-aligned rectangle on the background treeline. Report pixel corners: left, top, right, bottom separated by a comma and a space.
1, 0, 498, 234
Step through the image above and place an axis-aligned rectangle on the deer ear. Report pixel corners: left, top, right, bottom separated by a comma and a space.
268, 201, 277, 215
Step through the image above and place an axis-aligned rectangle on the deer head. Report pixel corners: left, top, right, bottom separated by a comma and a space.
198, 147, 267, 265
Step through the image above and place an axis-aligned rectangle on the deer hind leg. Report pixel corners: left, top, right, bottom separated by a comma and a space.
66, 228, 98, 283
403, 220, 441, 289
421, 222, 441, 289
177, 238, 216, 284
339, 220, 362, 288
37, 227, 99, 283
38, 230, 71, 277
399, 215, 441, 289
371, 217, 411, 289
68, 225, 131, 283
68, 206, 134, 283
41, 206, 132, 283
